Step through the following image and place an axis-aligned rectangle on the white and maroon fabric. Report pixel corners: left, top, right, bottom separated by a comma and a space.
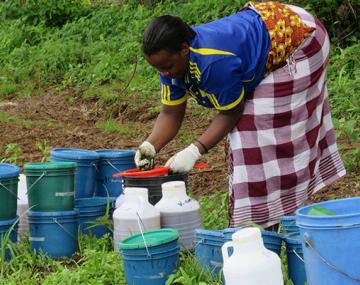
228, 5, 346, 227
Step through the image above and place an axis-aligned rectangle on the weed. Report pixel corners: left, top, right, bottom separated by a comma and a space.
147, 105, 161, 115
199, 191, 229, 230
0, 83, 16, 98
35, 141, 51, 162
1, 144, 22, 165
96, 119, 130, 136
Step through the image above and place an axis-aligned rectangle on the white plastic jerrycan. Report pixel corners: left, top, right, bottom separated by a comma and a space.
113, 187, 160, 251
17, 174, 29, 238
222, 227, 283, 285
155, 181, 202, 250
115, 187, 149, 208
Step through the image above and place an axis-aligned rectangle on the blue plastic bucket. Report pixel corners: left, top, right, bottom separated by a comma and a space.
223, 228, 283, 256
75, 197, 115, 238
0, 216, 19, 260
296, 197, 360, 285
95, 150, 136, 197
0, 163, 19, 220
285, 237, 307, 285
119, 229, 180, 285
28, 210, 78, 258
51, 148, 99, 199
280, 215, 300, 238
194, 229, 224, 276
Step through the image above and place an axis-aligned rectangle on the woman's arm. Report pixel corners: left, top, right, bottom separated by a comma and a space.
146, 102, 187, 152
194, 101, 245, 154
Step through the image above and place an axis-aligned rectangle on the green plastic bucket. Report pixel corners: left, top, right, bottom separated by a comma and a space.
25, 162, 76, 212
0, 163, 19, 220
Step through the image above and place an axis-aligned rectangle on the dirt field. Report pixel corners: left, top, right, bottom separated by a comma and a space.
0, 90, 358, 201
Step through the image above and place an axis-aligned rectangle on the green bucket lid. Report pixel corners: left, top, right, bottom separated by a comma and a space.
24, 162, 76, 171
119, 228, 179, 250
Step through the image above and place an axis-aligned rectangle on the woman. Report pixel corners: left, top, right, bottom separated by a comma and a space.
135, 2, 346, 227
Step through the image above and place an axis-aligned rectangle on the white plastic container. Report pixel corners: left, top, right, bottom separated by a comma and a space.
155, 181, 202, 250
222, 227, 283, 285
115, 187, 149, 208
17, 174, 28, 238
113, 187, 160, 251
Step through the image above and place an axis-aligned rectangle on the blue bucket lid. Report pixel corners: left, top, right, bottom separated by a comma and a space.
0, 163, 20, 179
96, 149, 135, 159
51, 148, 99, 161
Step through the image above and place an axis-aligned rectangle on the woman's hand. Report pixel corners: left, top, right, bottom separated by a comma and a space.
134, 141, 156, 170
165, 144, 201, 173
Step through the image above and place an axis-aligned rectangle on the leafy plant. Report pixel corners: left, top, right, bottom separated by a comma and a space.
199, 191, 229, 230
95, 119, 130, 135
35, 141, 51, 162
1, 143, 22, 164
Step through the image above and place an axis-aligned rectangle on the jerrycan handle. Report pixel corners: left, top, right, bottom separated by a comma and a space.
222, 241, 235, 262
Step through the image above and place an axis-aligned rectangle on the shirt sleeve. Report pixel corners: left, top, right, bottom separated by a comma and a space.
159, 75, 187, 106
202, 57, 246, 111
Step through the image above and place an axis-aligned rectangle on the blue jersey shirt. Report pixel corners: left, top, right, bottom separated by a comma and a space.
160, 9, 271, 110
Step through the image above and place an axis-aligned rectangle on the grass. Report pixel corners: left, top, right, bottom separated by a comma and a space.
95, 119, 130, 136
0, 83, 17, 98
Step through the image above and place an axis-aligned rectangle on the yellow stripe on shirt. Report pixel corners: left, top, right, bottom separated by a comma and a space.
190, 47, 236, 56
215, 88, 245, 111
161, 95, 188, 106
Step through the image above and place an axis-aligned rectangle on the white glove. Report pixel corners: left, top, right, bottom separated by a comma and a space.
134, 141, 156, 170
165, 144, 201, 174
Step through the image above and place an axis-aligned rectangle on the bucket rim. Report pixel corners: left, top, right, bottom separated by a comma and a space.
96, 149, 135, 159
195, 229, 224, 238
50, 148, 100, 160
296, 197, 360, 222
284, 236, 302, 244
0, 215, 19, 227
0, 163, 20, 179
24, 162, 76, 171
27, 210, 79, 218
261, 230, 283, 239
280, 215, 296, 222
119, 228, 179, 250
75, 197, 115, 208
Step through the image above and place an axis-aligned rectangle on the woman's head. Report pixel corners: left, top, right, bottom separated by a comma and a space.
142, 15, 196, 79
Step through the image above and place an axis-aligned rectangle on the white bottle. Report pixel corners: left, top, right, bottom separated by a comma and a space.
17, 174, 28, 238
155, 181, 202, 250
113, 187, 160, 252
115, 187, 148, 208
222, 227, 283, 285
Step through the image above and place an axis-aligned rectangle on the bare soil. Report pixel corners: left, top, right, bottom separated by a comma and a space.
0, 90, 358, 201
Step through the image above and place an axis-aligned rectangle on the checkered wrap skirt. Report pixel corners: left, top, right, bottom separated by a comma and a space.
228, 5, 346, 227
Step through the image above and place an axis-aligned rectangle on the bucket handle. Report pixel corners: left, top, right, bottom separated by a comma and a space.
0, 181, 19, 200
194, 238, 205, 249
53, 218, 77, 241
26, 171, 47, 195
304, 234, 360, 282
135, 211, 151, 258
221, 241, 235, 262
92, 163, 100, 173
292, 249, 304, 262
106, 160, 121, 172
